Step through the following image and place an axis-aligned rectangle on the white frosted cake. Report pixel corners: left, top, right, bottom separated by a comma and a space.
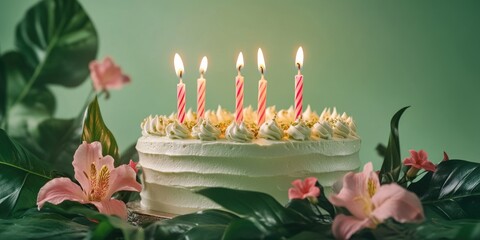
137, 106, 360, 215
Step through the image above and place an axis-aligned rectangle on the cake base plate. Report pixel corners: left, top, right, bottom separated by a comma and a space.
127, 201, 177, 225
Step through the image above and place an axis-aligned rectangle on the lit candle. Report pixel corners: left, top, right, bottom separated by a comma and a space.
257, 48, 267, 126
197, 56, 208, 121
174, 53, 186, 123
235, 52, 244, 124
294, 47, 304, 121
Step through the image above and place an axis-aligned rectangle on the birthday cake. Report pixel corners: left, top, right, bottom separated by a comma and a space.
136, 106, 361, 215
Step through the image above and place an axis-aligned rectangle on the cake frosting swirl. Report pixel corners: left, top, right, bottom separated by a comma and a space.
225, 121, 255, 142
141, 115, 167, 136
166, 120, 190, 139
258, 119, 283, 140
287, 119, 311, 141
312, 120, 333, 139
191, 118, 221, 141
333, 120, 350, 139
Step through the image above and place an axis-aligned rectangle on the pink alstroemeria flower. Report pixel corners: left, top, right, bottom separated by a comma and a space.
89, 57, 130, 92
288, 177, 320, 200
403, 150, 436, 179
37, 142, 142, 219
329, 162, 424, 240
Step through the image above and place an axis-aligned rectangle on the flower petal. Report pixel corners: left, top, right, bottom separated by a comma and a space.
371, 184, 424, 223
288, 188, 304, 199
304, 186, 320, 199
37, 178, 86, 209
106, 165, 142, 198
91, 199, 127, 220
421, 161, 436, 172
332, 214, 372, 240
329, 171, 369, 219
362, 162, 374, 173
128, 160, 138, 173
403, 157, 415, 166
409, 149, 419, 161
90, 57, 130, 91
304, 177, 318, 189
73, 141, 104, 194
291, 179, 303, 190
418, 150, 428, 162
89, 61, 103, 91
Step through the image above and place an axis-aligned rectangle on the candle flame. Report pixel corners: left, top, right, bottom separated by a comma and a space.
257, 48, 265, 74
199, 56, 208, 74
236, 52, 244, 71
174, 53, 184, 78
295, 47, 304, 69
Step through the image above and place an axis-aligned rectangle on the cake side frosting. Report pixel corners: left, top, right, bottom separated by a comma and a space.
137, 137, 361, 214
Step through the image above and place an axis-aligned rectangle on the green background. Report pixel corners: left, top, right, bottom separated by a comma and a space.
1, 0, 479, 168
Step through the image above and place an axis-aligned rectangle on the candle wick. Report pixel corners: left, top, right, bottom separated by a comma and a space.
238, 65, 242, 72
179, 71, 183, 79
260, 66, 264, 75
297, 62, 301, 70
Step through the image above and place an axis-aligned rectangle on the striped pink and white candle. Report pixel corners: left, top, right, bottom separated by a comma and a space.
174, 53, 186, 123
294, 47, 304, 120
258, 78, 267, 125
257, 48, 267, 126
235, 52, 244, 123
197, 56, 208, 120
177, 82, 186, 123
294, 75, 303, 120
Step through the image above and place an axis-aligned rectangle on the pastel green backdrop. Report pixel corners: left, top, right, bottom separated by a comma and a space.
1, 0, 479, 167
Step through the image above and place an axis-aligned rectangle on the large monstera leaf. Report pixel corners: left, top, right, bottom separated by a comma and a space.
1, 0, 98, 134
0, 0, 98, 176
0, 129, 52, 218
15, 0, 98, 88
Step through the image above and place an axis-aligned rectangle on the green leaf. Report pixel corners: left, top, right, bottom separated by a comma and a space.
315, 181, 335, 218
15, 0, 98, 88
36, 118, 82, 177
0, 51, 33, 112
419, 160, 480, 220
0, 211, 89, 240
0, 129, 52, 218
407, 171, 433, 197
43, 201, 144, 240
287, 231, 329, 240
415, 218, 480, 240
144, 209, 238, 239
82, 96, 120, 163
0, 51, 56, 136
197, 187, 312, 239
0, 53, 9, 125
352, 218, 480, 240
379, 106, 409, 184
221, 218, 267, 239
120, 143, 139, 166
286, 199, 323, 222
181, 225, 227, 240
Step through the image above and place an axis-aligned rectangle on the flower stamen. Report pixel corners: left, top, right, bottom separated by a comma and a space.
88, 164, 110, 201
